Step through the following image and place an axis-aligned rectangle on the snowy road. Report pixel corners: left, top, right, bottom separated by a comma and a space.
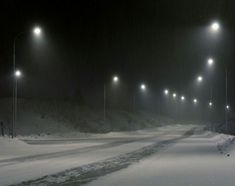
2, 124, 233, 186
6, 125, 194, 186
86, 129, 235, 186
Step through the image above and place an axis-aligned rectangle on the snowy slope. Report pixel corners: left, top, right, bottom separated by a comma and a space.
0, 98, 173, 135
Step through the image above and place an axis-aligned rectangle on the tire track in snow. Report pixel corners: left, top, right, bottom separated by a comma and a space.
0, 132, 169, 168
14, 129, 195, 186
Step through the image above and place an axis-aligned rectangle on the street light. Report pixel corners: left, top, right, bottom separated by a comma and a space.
210, 21, 220, 32
15, 70, 21, 77
104, 74, 120, 121
132, 83, 147, 112
113, 75, 119, 83
12, 26, 43, 138
164, 89, 169, 95
226, 105, 230, 110
207, 58, 214, 66
12, 69, 22, 138
33, 26, 42, 36
172, 93, 177, 98
197, 75, 203, 83
181, 96, 185, 101
140, 84, 146, 91
193, 98, 198, 104
209, 102, 213, 107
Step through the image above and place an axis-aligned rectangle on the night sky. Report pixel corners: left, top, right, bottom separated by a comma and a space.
0, 0, 235, 114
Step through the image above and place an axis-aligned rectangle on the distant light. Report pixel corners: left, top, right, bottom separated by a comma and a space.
15, 70, 21, 78
33, 27, 42, 36
207, 58, 214, 66
113, 76, 119, 83
209, 102, 213, 107
140, 84, 146, 91
211, 22, 220, 32
193, 98, 198, 104
197, 76, 203, 82
164, 89, 169, 95
226, 105, 230, 110
172, 93, 177, 98
181, 96, 185, 101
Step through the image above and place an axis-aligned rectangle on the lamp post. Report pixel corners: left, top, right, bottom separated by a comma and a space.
140, 84, 146, 91
206, 57, 215, 112
207, 58, 214, 66
103, 75, 119, 121
225, 69, 228, 132
12, 26, 42, 138
164, 89, 169, 96
12, 70, 21, 138
210, 21, 220, 33
197, 75, 203, 83
209, 102, 213, 107
132, 83, 147, 112
181, 95, 185, 101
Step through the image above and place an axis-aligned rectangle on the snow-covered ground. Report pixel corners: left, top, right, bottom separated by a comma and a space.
0, 124, 234, 186
87, 130, 235, 186
0, 124, 192, 186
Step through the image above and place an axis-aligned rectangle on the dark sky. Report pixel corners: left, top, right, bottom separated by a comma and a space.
0, 0, 235, 111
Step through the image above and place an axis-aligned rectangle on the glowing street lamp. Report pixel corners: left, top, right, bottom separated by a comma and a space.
133, 83, 147, 112
113, 75, 119, 83
15, 70, 22, 78
12, 25, 43, 138
197, 75, 203, 83
193, 98, 198, 104
33, 26, 42, 36
209, 102, 213, 107
207, 58, 214, 66
172, 93, 177, 98
226, 105, 230, 110
181, 96, 185, 101
104, 74, 120, 121
164, 89, 169, 95
210, 21, 220, 32
140, 84, 146, 91
12, 69, 22, 138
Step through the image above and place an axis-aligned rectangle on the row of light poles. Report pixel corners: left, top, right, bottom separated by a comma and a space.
10, 21, 232, 137
202, 21, 231, 131
103, 75, 147, 120
164, 21, 231, 127
163, 88, 230, 109
11, 26, 42, 138
12, 25, 149, 136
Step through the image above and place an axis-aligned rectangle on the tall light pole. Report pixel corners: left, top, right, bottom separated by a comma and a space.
133, 83, 147, 112
225, 68, 228, 132
209, 21, 229, 131
12, 70, 22, 138
12, 26, 42, 138
103, 84, 106, 121
104, 75, 119, 121
206, 57, 215, 118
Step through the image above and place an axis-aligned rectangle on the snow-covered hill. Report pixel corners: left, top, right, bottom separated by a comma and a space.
0, 98, 173, 135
